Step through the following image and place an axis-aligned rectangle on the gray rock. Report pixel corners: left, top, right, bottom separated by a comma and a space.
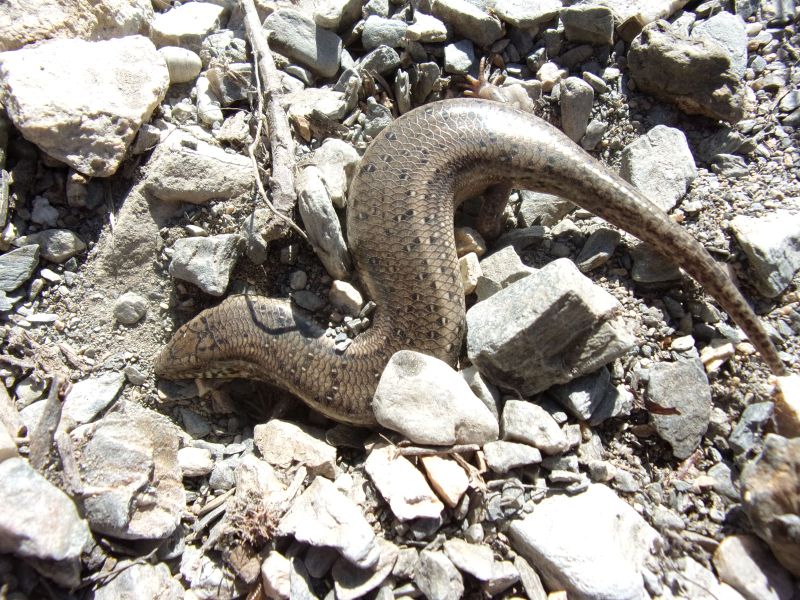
483, 440, 542, 472
730, 211, 800, 298
278, 477, 380, 569
708, 461, 738, 500
467, 258, 636, 395
151, 2, 226, 53
209, 455, 240, 491
620, 125, 697, 212
314, 0, 362, 30
514, 555, 548, 600
13, 229, 86, 263
460, 365, 501, 420
729, 401, 774, 461
363, 97, 393, 138
61, 371, 125, 426
443, 538, 518, 595
580, 118, 608, 150
647, 359, 712, 459
332, 538, 398, 600
177, 447, 214, 478
0, 244, 38, 292
516, 190, 574, 227
357, 45, 401, 75
443, 39, 475, 75
628, 20, 746, 123
630, 243, 682, 284
31, 197, 59, 226
549, 367, 612, 421
313, 138, 360, 209
168, 234, 241, 296
501, 400, 568, 455
181, 548, 246, 600
561, 5, 614, 46
560, 77, 594, 143
113, 291, 147, 325
373, 350, 499, 445
254, 419, 337, 479
576, 227, 620, 272
64, 401, 184, 540
692, 11, 748, 76
431, 0, 503, 47
200, 30, 247, 67
410, 61, 442, 104
95, 562, 183, 600
509, 484, 661, 600
475, 245, 532, 301
0, 457, 90, 588
261, 551, 290, 599
714, 534, 794, 600
491, 0, 560, 29
710, 154, 748, 178
415, 550, 464, 600
407, 12, 448, 43
362, 16, 408, 49
292, 290, 325, 311
264, 9, 342, 78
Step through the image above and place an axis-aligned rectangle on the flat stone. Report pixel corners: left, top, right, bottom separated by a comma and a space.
332, 538, 398, 600
177, 447, 214, 478
254, 419, 337, 479
0, 245, 39, 292
692, 11, 748, 76
443, 39, 475, 75
483, 440, 542, 472
362, 16, 407, 49
151, 2, 226, 52
406, 12, 448, 43
168, 233, 241, 296
420, 455, 469, 508
443, 538, 518, 595
13, 229, 86, 263
431, 0, 503, 47
561, 5, 615, 45
414, 550, 464, 600
491, 0, 560, 29
94, 561, 183, 600
560, 77, 594, 142
61, 371, 125, 426
713, 534, 794, 600
501, 400, 568, 455
264, 9, 342, 78
475, 245, 532, 301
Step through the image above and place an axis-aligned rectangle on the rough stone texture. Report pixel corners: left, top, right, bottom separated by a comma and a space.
443, 538, 518, 595
168, 234, 241, 297
61, 371, 125, 426
264, 9, 342, 78
561, 5, 615, 46
467, 258, 635, 395
0, 0, 154, 52
560, 77, 594, 142
730, 211, 800, 298
475, 244, 532, 301
501, 400, 568, 455
483, 440, 542, 472
692, 11, 748, 76
509, 484, 661, 599
620, 125, 698, 212
628, 20, 746, 123
13, 229, 86, 263
63, 401, 184, 540
773, 374, 800, 438
254, 419, 337, 479
431, 0, 503, 47
0, 36, 169, 176
177, 446, 214, 478
113, 291, 147, 325
158, 46, 202, 84
443, 39, 476, 75
647, 359, 712, 459
313, 138, 360, 209
362, 16, 407, 50
674, 556, 748, 600
414, 550, 464, 600
420, 455, 469, 508
150, 1, 226, 53
332, 538, 398, 600
491, 0, 560, 29
0, 457, 91, 588
0, 245, 39, 292
372, 350, 499, 446
315, 0, 362, 30
740, 434, 800, 577
713, 534, 794, 600
94, 561, 183, 600
277, 477, 380, 569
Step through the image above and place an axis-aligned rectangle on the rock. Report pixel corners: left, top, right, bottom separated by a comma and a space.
264, 9, 342, 78
560, 77, 594, 142
460, 365, 501, 419
647, 359, 712, 459
30, 197, 59, 226
729, 402, 774, 462
454, 226, 487, 257
113, 291, 147, 325
774, 374, 800, 438
13, 229, 86, 263
292, 290, 325, 311
517, 190, 574, 228
0, 245, 38, 292
372, 350, 499, 446
206, 63, 253, 106
277, 477, 379, 569
0, 36, 168, 176
561, 5, 614, 45
414, 550, 464, 600
475, 245, 532, 301
692, 11, 748, 76
158, 46, 202, 84
443, 538, 518, 595
365, 446, 444, 521
0, 422, 16, 460
740, 434, 800, 577
576, 228, 620, 272
261, 551, 290, 600
64, 401, 184, 540
296, 165, 351, 280
329, 280, 363, 315
620, 125, 697, 212
420, 455, 469, 508
94, 561, 183, 600
509, 484, 661, 599
443, 39, 475, 75
151, 1, 226, 52
196, 75, 223, 125
168, 234, 241, 297
549, 367, 613, 421
357, 45, 401, 76
628, 21, 746, 123
254, 419, 337, 479
630, 243, 682, 284
0, 0, 154, 52
332, 538, 398, 600
537, 61, 566, 93
501, 400, 568, 455
483, 440, 542, 472
431, 0, 503, 47
407, 13, 449, 43
458, 252, 481, 295
491, 0, 560, 29
514, 555, 548, 600
315, 0, 362, 30
144, 130, 254, 204
61, 371, 125, 426
181, 547, 246, 600
467, 258, 636, 395
713, 534, 794, 600
674, 556, 747, 600
362, 16, 407, 50
177, 446, 214, 478
0, 457, 90, 588
313, 138, 360, 209
730, 211, 800, 298
362, 96, 393, 138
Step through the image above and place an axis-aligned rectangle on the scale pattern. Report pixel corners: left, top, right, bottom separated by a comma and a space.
154, 99, 785, 424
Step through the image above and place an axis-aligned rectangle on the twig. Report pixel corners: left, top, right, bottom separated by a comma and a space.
397, 443, 480, 457
30, 374, 67, 473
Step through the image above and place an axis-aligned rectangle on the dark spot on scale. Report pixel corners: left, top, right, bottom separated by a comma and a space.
381, 154, 394, 163
363, 163, 377, 173
386, 131, 397, 141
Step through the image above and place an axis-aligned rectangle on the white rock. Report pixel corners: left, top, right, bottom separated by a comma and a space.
314, 0, 362, 30
329, 280, 363, 315
372, 350, 499, 446
459, 252, 481, 295
443, 538, 519, 595
31, 197, 59, 227
407, 12, 448, 42
151, 2, 227, 52
501, 400, 568, 455
61, 371, 125, 425
196, 75, 223, 125
254, 419, 337, 479
365, 446, 444, 521
313, 138, 360, 209
0, 422, 17, 460
475, 245, 531, 301
13, 229, 86, 262
168, 234, 241, 297
277, 477, 379, 569
508, 484, 661, 600
332, 538, 399, 600
713, 534, 794, 600
94, 561, 183, 600
261, 551, 291, 600
414, 550, 464, 600
178, 446, 214, 478
675, 556, 747, 600
0, 36, 168, 177
159, 46, 202, 84
483, 440, 542, 472
420, 455, 469, 508
113, 291, 147, 325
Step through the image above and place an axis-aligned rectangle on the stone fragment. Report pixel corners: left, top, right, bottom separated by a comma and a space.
561, 5, 615, 45
196, 75, 223, 125
358, 45, 401, 75
420, 455, 469, 508
94, 561, 183, 600
365, 446, 444, 521
467, 258, 635, 395
264, 9, 342, 78
431, 0, 503, 47
362, 16, 407, 50
407, 13, 449, 43
0, 36, 168, 176
315, 0, 362, 30
329, 280, 362, 315
372, 350, 499, 446
0, 245, 38, 292
576, 228, 620, 271
549, 368, 612, 421
443, 538, 519, 595
517, 190, 574, 228
620, 125, 697, 212
0, 422, 17, 460
178, 447, 214, 478
730, 402, 774, 462
168, 234, 241, 296
514, 555, 548, 600
692, 11, 748, 76
254, 419, 337, 479
459, 252, 481, 295
483, 440, 542, 472
414, 550, 464, 600
181, 547, 246, 600
730, 211, 800, 298
0, 457, 90, 588
774, 374, 800, 438
443, 39, 475, 75
158, 46, 202, 84
454, 226, 487, 257
13, 229, 86, 263
64, 401, 184, 540
501, 400, 568, 455
560, 77, 594, 142
475, 245, 532, 301
277, 477, 379, 569
740, 434, 800, 577
647, 359, 712, 459
113, 291, 147, 325
674, 555, 747, 600
509, 484, 661, 599
332, 538, 398, 600
151, 1, 226, 52
313, 138, 360, 209
460, 365, 501, 419
61, 371, 125, 426
713, 534, 794, 600
261, 551, 290, 600
491, 0, 560, 29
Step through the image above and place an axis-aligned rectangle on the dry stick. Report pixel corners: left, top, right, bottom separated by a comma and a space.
240, 0, 307, 241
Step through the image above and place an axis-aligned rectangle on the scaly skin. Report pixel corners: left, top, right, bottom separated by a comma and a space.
154, 99, 786, 425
